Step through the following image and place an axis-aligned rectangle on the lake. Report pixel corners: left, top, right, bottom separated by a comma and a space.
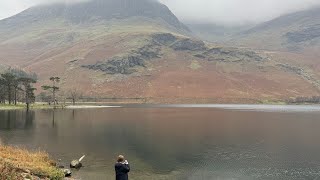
1, 105, 320, 180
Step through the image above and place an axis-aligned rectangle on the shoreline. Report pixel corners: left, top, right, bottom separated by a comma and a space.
0, 102, 320, 111
0, 104, 64, 110
0, 145, 65, 179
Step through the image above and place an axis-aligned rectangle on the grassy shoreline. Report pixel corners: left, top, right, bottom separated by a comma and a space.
0, 104, 65, 110
0, 145, 64, 179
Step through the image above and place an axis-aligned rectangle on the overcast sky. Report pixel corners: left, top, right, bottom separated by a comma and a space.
0, 0, 320, 25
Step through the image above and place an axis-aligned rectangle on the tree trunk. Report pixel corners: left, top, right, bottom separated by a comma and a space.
73, 99, 75, 105
53, 90, 56, 106
26, 89, 30, 111
7, 85, 12, 105
14, 88, 17, 105
8, 91, 11, 105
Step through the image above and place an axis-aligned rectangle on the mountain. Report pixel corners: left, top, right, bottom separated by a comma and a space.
185, 23, 253, 43
232, 7, 320, 52
0, 0, 319, 103
0, 0, 189, 34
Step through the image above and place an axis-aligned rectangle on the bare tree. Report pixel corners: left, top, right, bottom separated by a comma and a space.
70, 88, 82, 105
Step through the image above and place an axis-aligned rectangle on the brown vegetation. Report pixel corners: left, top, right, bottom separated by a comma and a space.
0, 11, 319, 103
0, 145, 64, 180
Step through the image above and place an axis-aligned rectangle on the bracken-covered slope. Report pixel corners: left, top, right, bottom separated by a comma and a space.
233, 6, 320, 52
0, 0, 319, 103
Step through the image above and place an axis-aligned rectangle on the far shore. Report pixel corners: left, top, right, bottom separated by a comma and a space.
0, 102, 139, 110
0, 101, 319, 110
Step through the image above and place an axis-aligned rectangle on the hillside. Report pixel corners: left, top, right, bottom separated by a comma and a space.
232, 7, 320, 52
185, 23, 253, 43
0, 0, 189, 37
0, 0, 319, 103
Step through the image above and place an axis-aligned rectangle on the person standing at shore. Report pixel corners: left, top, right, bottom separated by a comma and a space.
115, 155, 130, 180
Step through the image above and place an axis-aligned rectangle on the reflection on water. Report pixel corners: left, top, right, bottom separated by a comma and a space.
0, 110, 35, 130
0, 107, 320, 179
124, 104, 320, 112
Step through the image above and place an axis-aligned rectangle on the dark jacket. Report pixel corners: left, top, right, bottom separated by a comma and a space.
115, 162, 130, 180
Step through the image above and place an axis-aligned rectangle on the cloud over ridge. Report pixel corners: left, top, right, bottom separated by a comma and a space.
1, 0, 320, 25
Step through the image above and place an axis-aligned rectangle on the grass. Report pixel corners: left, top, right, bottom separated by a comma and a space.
0, 145, 64, 180
0, 104, 66, 110
259, 99, 287, 105
0, 104, 25, 110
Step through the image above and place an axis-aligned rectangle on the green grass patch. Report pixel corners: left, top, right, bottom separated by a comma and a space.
259, 99, 287, 105
0, 104, 25, 110
0, 104, 65, 110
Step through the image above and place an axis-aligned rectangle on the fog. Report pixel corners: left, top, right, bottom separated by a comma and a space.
1, 0, 320, 25
159, 0, 320, 25
0, 0, 89, 20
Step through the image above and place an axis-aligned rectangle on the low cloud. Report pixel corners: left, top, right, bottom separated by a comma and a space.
1, 0, 320, 25
0, 0, 91, 20
25, 0, 91, 6
159, 0, 320, 26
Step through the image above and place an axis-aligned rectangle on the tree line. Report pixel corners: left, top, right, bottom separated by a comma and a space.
0, 69, 37, 110
1, 69, 82, 110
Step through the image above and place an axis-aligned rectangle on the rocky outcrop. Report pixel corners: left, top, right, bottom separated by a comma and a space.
84, 55, 145, 74
83, 33, 266, 74
285, 25, 320, 43
151, 33, 177, 46
82, 33, 198, 74
277, 64, 304, 74
171, 38, 206, 51
83, 43, 161, 74
136, 44, 161, 59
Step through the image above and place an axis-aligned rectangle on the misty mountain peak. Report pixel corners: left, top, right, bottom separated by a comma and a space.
1, 0, 189, 33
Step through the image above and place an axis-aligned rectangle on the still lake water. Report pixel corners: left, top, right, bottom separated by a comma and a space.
1, 105, 320, 180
